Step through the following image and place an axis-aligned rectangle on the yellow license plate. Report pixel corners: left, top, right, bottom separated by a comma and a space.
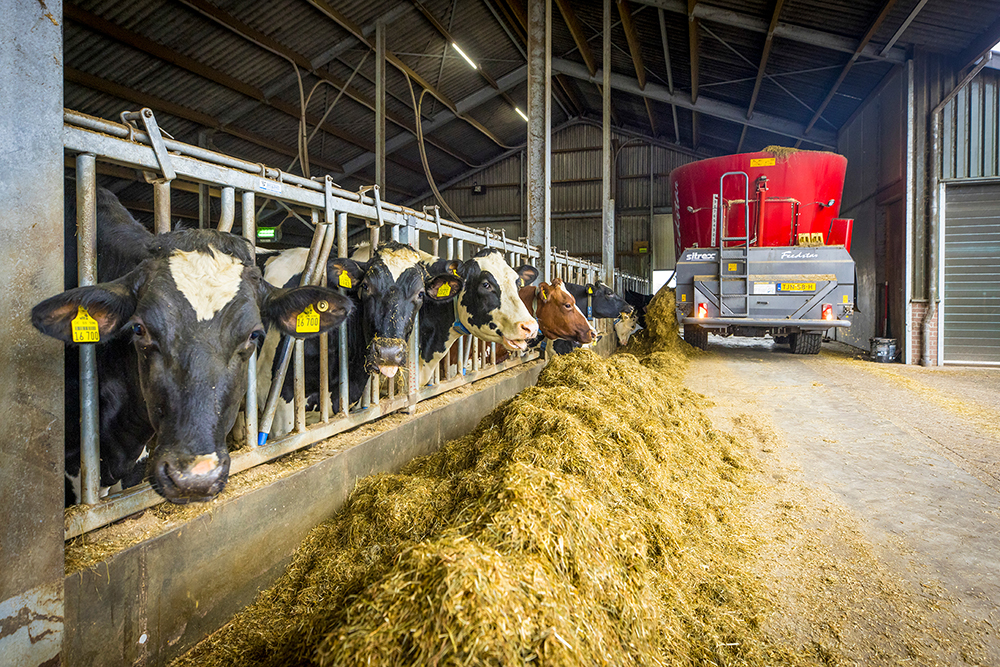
780, 282, 816, 292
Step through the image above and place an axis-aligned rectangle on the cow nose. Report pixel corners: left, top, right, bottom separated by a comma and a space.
370, 338, 407, 376
518, 320, 538, 338
159, 453, 226, 502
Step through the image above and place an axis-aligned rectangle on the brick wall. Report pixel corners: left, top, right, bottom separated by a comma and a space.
909, 301, 939, 365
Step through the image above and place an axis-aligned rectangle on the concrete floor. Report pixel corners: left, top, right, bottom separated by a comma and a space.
684, 334, 1000, 665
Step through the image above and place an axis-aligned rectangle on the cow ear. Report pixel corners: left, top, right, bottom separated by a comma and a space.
262, 285, 352, 338
424, 273, 464, 302
538, 282, 552, 303
31, 278, 137, 344
516, 264, 539, 286
429, 258, 462, 277
326, 258, 366, 292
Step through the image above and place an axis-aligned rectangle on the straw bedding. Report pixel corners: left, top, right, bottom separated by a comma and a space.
176, 289, 793, 666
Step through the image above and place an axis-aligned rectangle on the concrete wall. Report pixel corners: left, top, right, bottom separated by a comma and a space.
0, 3, 66, 665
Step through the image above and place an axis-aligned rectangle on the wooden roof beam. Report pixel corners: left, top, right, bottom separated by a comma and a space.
555, 0, 599, 76
633, 0, 907, 63
688, 0, 700, 148
411, 1, 522, 114
64, 68, 344, 173
618, 0, 656, 133
802, 0, 899, 136
304, 0, 511, 149
551, 57, 838, 146
658, 8, 681, 142
176, 0, 477, 166
63, 4, 436, 177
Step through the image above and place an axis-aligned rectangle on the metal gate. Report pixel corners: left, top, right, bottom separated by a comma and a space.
942, 180, 1000, 365
61, 108, 649, 536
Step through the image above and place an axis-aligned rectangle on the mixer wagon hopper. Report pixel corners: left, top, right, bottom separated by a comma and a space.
669, 148, 855, 354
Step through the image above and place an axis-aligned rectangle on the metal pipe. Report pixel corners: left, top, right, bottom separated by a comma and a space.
76, 154, 100, 506
337, 212, 350, 415
602, 0, 614, 285
293, 340, 306, 432
218, 186, 235, 232
242, 190, 258, 446
153, 180, 171, 234
258, 219, 327, 441
922, 53, 992, 366
317, 210, 333, 423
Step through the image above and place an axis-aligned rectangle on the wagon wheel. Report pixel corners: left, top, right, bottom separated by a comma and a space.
684, 324, 709, 350
789, 332, 822, 355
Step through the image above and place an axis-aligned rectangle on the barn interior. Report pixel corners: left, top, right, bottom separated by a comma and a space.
3, 0, 1000, 665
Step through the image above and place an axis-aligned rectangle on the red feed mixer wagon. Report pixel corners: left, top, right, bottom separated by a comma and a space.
670, 147, 855, 354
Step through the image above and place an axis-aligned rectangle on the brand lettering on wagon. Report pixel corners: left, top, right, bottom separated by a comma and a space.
781, 250, 819, 259
685, 251, 717, 262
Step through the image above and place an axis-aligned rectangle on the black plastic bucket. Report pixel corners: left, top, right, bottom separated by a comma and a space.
870, 337, 897, 363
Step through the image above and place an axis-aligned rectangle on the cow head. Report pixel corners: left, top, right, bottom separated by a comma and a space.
533, 278, 594, 344
32, 229, 351, 504
438, 249, 539, 351
614, 310, 641, 345
574, 280, 634, 319
329, 241, 462, 378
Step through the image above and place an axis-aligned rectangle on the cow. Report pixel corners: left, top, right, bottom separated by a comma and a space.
258, 241, 463, 437
31, 187, 351, 504
614, 309, 642, 345
623, 289, 654, 329
563, 280, 634, 319
418, 249, 539, 386
549, 281, 635, 356
520, 278, 595, 344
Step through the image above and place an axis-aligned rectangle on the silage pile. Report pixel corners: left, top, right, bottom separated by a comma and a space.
177, 288, 788, 667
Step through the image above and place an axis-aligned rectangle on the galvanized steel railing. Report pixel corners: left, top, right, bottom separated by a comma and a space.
62, 108, 614, 538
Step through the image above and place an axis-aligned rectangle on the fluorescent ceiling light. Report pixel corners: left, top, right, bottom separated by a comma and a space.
515, 107, 529, 122
451, 42, 477, 70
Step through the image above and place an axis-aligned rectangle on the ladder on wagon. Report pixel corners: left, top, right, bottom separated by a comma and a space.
717, 171, 751, 317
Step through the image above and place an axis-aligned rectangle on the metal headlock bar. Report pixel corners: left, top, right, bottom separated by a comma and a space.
59, 108, 642, 538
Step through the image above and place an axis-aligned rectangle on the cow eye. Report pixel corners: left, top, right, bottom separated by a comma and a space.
481, 280, 492, 291
249, 329, 265, 346
564, 303, 573, 309
131, 323, 146, 337
417, 289, 426, 300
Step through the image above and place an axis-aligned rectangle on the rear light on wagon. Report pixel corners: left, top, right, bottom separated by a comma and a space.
696, 303, 708, 319
822, 303, 834, 321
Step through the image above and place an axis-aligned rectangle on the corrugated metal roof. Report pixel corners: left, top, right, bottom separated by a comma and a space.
61, 0, 1000, 208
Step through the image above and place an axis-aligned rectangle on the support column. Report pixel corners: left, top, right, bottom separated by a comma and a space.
602, 0, 615, 285
0, 3, 65, 665
527, 0, 552, 282
375, 20, 387, 194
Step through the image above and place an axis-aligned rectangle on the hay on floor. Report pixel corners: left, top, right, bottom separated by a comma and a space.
175, 289, 797, 667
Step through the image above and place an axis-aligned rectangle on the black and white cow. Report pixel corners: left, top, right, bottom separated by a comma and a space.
258, 241, 462, 437
31, 187, 351, 504
623, 289, 654, 329
418, 248, 539, 385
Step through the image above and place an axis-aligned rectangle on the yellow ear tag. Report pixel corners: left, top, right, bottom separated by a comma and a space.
296, 304, 320, 333
339, 271, 352, 288
436, 283, 451, 298
540, 288, 547, 300
72, 306, 101, 343
587, 286, 594, 295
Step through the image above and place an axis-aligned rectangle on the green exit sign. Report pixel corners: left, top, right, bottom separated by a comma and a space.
257, 227, 280, 241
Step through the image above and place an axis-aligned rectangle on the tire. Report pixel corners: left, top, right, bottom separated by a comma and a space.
789, 332, 822, 355
684, 324, 709, 350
